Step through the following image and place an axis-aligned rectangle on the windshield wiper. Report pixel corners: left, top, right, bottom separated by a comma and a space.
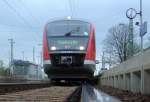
64, 27, 80, 36
65, 31, 72, 36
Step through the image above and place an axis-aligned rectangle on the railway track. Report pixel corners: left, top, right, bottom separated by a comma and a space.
0, 81, 51, 95
0, 82, 122, 102
0, 82, 82, 102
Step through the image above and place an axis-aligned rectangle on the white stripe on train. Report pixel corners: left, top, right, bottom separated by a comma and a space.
43, 60, 95, 65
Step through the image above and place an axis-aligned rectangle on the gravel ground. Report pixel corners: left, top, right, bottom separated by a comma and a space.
97, 85, 150, 102
0, 86, 78, 102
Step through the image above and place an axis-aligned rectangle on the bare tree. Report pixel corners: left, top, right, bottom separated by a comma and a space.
103, 23, 140, 64
148, 36, 150, 44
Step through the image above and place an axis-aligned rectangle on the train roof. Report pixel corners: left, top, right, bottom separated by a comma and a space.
46, 17, 93, 25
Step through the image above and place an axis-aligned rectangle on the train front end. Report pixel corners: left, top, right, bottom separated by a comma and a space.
43, 19, 96, 80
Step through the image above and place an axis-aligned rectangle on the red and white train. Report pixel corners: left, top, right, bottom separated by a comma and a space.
43, 18, 96, 81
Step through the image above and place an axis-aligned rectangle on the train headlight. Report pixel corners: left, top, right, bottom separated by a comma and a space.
79, 46, 85, 50
67, 16, 71, 20
51, 46, 56, 50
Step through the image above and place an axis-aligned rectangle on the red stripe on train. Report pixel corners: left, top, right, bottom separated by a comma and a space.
85, 24, 96, 61
43, 25, 50, 60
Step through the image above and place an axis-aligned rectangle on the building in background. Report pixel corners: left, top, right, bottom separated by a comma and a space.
12, 60, 46, 80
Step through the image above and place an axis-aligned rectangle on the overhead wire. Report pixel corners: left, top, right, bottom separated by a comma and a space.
18, 0, 41, 25
68, 0, 74, 18
1, 0, 42, 63
72, 0, 76, 17
73, 0, 79, 17
17, 0, 42, 42
17, 0, 43, 55
2, 0, 33, 28
68, 0, 78, 18
1, 0, 41, 37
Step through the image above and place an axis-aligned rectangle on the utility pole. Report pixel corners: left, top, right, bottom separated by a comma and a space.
37, 56, 40, 65
33, 47, 35, 63
38, 44, 43, 66
139, 0, 143, 52
109, 54, 112, 68
139, 0, 144, 94
40, 51, 42, 65
101, 52, 105, 69
37, 43, 42, 80
22, 51, 24, 60
8, 38, 15, 75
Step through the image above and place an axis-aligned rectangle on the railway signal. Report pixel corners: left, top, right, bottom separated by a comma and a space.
140, 21, 147, 37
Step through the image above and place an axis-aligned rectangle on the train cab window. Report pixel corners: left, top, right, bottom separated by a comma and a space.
46, 20, 90, 37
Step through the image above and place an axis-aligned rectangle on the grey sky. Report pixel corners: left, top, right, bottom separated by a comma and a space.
0, 0, 150, 66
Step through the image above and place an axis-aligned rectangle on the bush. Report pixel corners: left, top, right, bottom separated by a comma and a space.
0, 68, 8, 76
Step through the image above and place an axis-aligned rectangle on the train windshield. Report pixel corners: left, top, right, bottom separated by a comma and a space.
47, 20, 90, 37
